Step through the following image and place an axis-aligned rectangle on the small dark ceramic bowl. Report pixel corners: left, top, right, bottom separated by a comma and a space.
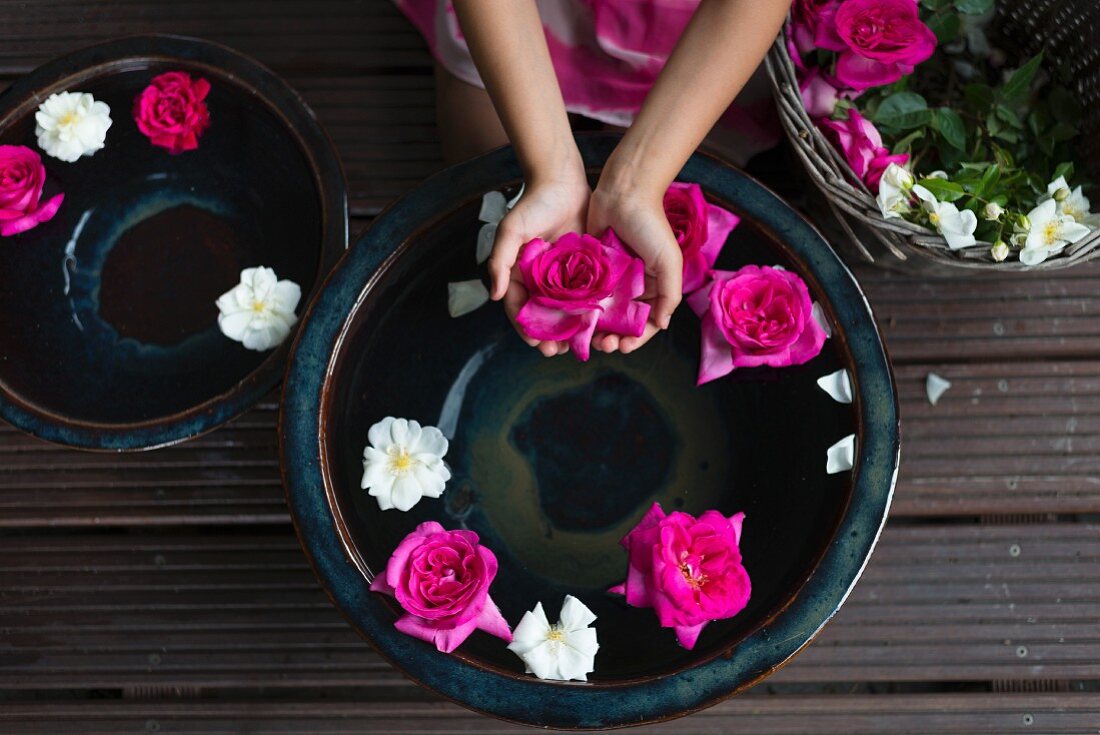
0, 35, 346, 450
282, 135, 898, 729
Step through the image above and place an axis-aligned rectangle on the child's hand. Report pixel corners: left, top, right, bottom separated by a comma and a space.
489, 163, 590, 357
586, 180, 683, 355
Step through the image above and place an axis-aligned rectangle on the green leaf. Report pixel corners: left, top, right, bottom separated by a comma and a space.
956, 0, 994, 12
917, 178, 966, 202
994, 104, 1024, 129
1052, 161, 1075, 182
873, 92, 932, 130
1000, 53, 1044, 104
964, 83, 995, 113
928, 12, 961, 43
934, 108, 968, 151
922, 0, 952, 9
1049, 122, 1078, 143
975, 164, 1001, 198
892, 128, 926, 155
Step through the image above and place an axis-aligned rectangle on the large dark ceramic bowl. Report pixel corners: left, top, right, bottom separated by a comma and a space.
282, 136, 898, 729
0, 36, 346, 450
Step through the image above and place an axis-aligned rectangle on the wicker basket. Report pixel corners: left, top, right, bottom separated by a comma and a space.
764, 0, 1100, 272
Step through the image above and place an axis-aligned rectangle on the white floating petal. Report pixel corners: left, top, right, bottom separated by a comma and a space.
926, 372, 952, 406
826, 434, 856, 474
507, 595, 598, 682
817, 369, 853, 404
361, 417, 451, 512
479, 190, 508, 224
476, 222, 497, 265
812, 301, 833, 338
506, 182, 525, 209
447, 279, 490, 318
215, 266, 301, 351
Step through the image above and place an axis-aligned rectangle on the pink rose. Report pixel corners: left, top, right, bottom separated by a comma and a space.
799, 68, 843, 118
369, 521, 512, 653
0, 145, 64, 237
791, 0, 846, 56
819, 109, 909, 193
687, 265, 826, 385
833, 0, 937, 89
609, 503, 750, 650
516, 231, 650, 362
663, 182, 740, 294
133, 71, 211, 154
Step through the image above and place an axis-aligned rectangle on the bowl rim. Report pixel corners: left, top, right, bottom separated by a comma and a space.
0, 34, 348, 451
280, 134, 899, 730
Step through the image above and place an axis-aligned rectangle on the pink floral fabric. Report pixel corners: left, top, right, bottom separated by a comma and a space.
394, 0, 779, 163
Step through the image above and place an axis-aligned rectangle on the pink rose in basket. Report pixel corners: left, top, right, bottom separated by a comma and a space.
799, 67, 851, 118
687, 265, 826, 385
610, 502, 751, 650
369, 521, 512, 654
833, 0, 937, 89
819, 109, 909, 193
133, 71, 211, 154
0, 145, 64, 237
663, 182, 740, 294
515, 230, 649, 362
791, 0, 846, 56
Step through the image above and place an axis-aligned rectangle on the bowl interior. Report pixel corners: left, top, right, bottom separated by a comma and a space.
324, 187, 857, 682
0, 60, 322, 426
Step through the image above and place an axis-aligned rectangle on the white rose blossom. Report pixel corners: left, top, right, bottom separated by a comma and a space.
876, 163, 914, 220
1045, 176, 1100, 228
35, 91, 113, 162
361, 417, 451, 512
990, 240, 1010, 262
912, 184, 978, 250
1018, 198, 1092, 266
215, 267, 301, 351
507, 595, 599, 682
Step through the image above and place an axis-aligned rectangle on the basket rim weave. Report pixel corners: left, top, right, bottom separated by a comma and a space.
764, 23, 1100, 271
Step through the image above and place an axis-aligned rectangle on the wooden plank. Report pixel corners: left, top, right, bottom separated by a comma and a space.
3, 694, 1098, 734
0, 1, 429, 76
1, 524, 1096, 689
855, 262, 1100, 364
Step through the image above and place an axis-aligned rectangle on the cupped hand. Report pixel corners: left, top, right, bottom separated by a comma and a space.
489, 167, 590, 357
586, 183, 682, 354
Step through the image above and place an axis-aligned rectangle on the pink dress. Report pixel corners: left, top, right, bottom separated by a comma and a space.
395, 0, 779, 164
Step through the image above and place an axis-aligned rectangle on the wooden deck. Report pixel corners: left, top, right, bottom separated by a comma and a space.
2, 2, 1099, 732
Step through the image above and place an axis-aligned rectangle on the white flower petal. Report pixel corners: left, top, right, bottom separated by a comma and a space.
414, 425, 449, 458
475, 222, 497, 265
411, 463, 446, 499
367, 417, 396, 451
556, 643, 594, 682
271, 280, 302, 315
478, 190, 508, 224
367, 474, 397, 511
812, 302, 832, 338
389, 475, 424, 512
558, 594, 597, 632
217, 310, 253, 341
817, 369, 853, 404
826, 434, 856, 474
448, 279, 490, 318
34, 91, 112, 161
926, 373, 952, 406
505, 182, 525, 209
509, 604, 552, 653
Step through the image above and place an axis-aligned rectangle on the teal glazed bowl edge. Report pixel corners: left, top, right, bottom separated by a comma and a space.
280, 134, 900, 729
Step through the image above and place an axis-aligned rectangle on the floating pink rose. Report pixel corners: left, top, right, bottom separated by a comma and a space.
516, 231, 649, 362
0, 145, 64, 237
663, 182, 740, 294
370, 521, 511, 654
790, 0, 846, 56
610, 502, 750, 650
687, 265, 826, 385
819, 109, 909, 193
833, 0, 937, 89
133, 71, 211, 154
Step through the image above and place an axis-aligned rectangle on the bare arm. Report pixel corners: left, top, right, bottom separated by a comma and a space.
590, 0, 791, 353
454, 0, 589, 357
